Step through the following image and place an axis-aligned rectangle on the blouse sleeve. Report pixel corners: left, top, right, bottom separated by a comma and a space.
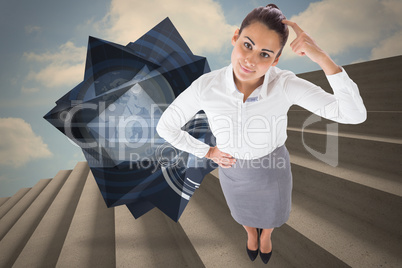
156, 79, 211, 158
283, 67, 367, 124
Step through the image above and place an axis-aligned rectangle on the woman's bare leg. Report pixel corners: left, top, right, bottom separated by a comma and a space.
260, 228, 274, 253
243, 225, 258, 251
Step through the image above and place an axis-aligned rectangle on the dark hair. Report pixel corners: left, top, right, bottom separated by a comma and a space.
239, 4, 289, 58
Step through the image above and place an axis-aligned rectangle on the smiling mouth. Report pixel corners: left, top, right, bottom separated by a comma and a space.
239, 63, 254, 73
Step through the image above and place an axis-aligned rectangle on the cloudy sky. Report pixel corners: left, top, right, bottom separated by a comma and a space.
1, 0, 401, 198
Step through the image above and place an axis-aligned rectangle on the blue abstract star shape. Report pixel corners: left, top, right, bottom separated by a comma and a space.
44, 17, 217, 221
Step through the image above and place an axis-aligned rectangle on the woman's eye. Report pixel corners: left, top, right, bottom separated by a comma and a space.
244, 42, 252, 49
261, 52, 270, 58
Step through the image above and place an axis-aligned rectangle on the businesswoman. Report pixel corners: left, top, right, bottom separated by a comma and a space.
156, 4, 366, 264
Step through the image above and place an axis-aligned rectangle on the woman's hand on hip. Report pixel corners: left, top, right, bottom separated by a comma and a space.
205, 146, 236, 168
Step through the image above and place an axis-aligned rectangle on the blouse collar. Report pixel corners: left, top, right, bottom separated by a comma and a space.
225, 63, 271, 100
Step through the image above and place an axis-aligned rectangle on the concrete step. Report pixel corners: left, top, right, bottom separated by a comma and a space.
179, 172, 346, 267
0, 197, 10, 208
11, 162, 89, 268
287, 111, 402, 141
290, 152, 402, 199
56, 170, 115, 267
290, 162, 402, 238
294, 55, 402, 111
0, 169, 71, 267
269, 223, 349, 268
210, 167, 402, 267
286, 129, 402, 179
289, 189, 402, 267
287, 125, 402, 145
0, 178, 51, 241
115, 204, 204, 267
0, 188, 30, 220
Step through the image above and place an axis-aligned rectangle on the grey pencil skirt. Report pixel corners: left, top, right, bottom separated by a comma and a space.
218, 145, 293, 229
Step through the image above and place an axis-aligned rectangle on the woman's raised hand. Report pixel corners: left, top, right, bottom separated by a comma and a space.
282, 19, 341, 75
205, 146, 236, 168
281, 19, 325, 62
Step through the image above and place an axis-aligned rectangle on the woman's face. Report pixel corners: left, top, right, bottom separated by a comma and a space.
231, 21, 282, 88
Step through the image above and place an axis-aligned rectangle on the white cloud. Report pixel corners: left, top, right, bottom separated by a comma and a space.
0, 118, 52, 167
282, 0, 402, 61
23, 41, 86, 88
21, 86, 40, 94
25, 25, 41, 34
97, 0, 237, 55
24, 41, 85, 63
26, 62, 84, 88
22, 0, 236, 91
370, 30, 402, 60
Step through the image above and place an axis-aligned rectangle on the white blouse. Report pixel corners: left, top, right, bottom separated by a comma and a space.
156, 64, 367, 160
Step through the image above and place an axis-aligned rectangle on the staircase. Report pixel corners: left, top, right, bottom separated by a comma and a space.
0, 56, 401, 267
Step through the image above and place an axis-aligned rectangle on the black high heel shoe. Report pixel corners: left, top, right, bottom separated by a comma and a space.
260, 249, 273, 264
246, 228, 259, 261
246, 244, 258, 261
259, 228, 273, 264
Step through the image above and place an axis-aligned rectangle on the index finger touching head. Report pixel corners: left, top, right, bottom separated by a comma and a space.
281, 19, 303, 35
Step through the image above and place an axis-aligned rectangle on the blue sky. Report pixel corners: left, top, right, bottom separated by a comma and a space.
1, 0, 401, 197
